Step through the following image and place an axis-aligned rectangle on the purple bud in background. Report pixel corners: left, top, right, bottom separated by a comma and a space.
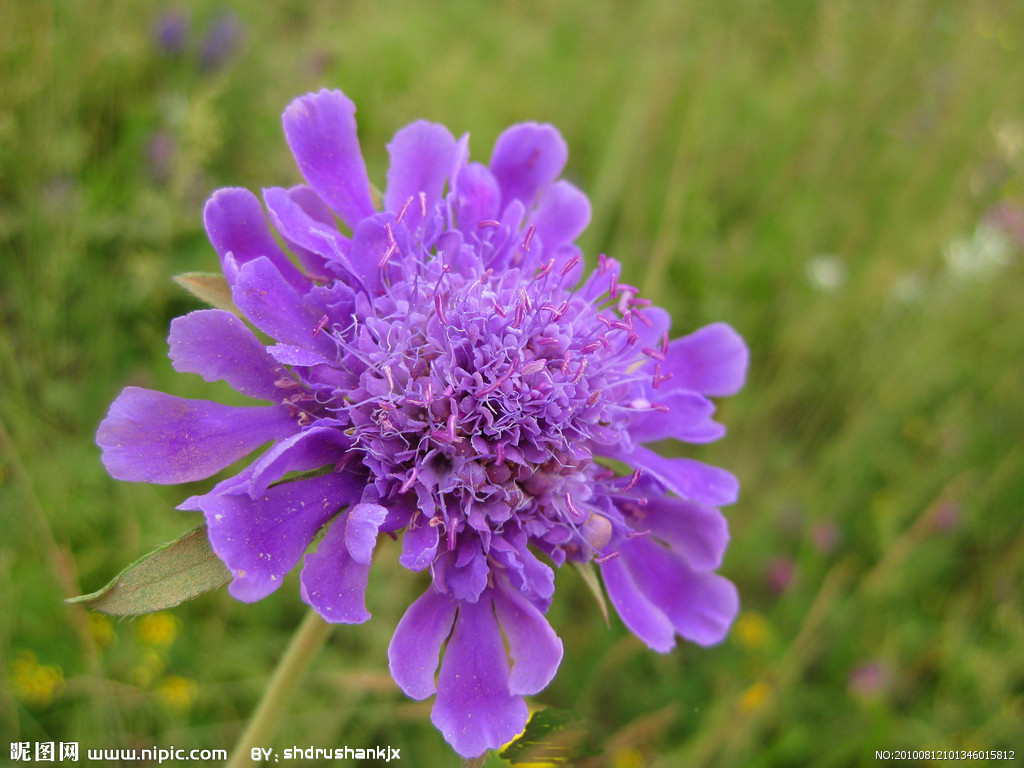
810, 520, 840, 555
153, 7, 189, 56
146, 131, 177, 185
984, 201, 1024, 249
929, 501, 961, 534
199, 11, 243, 72
765, 555, 796, 594
848, 661, 891, 700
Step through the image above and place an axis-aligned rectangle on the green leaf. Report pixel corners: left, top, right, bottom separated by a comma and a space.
67, 525, 230, 615
173, 271, 240, 315
572, 561, 609, 625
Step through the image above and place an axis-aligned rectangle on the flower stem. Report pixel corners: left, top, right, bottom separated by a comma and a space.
226, 609, 333, 768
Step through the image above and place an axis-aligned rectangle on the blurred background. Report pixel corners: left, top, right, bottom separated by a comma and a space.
2, 1, 1022, 765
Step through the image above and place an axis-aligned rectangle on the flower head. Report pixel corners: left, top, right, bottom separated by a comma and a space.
97, 89, 748, 757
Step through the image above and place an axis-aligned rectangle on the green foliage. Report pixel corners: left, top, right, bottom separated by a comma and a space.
67, 525, 230, 615
2, 0, 1023, 765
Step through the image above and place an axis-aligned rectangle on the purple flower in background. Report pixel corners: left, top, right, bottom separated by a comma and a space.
198, 11, 243, 72
97, 89, 747, 757
154, 7, 189, 56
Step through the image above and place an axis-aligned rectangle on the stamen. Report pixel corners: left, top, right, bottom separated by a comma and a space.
521, 359, 545, 375
434, 293, 448, 325
641, 346, 666, 362
478, 219, 501, 228
535, 257, 555, 279
623, 469, 642, 492
396, 195, 414, 224
571, 358, 588, 383
518, 287, 532, 312
313, 314, 330, 337
522, 225, 536, 252
652, 363, 673, 389
560, 254, 581, 276
379, 241, 398, 268
594, 551, 619, 564
626, 529, 651, 539
564, 492, 586, 522
419, 191, 428, 216
581, 340, 602, 354
399, 466, 419, 493
587, 390, 602, 406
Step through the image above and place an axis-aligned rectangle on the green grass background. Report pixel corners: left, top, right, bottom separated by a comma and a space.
2, 1, 1023, 765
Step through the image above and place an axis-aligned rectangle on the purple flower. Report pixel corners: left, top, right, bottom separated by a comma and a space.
198, 11, 243, 72
153, 7, 190, 56
97, 89, 748, 757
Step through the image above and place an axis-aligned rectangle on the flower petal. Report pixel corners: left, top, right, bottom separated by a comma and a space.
231, 256, 335, 355
454, 162, 500, 231
345, 501, 388, 564
527, 180, 591, 253
384, 120, 456, 232
388, 586, 458, 700
661, 322, 749, 397
168, 309, 284, 401
203, 187, 308, 292
627, 390, 717, 444
247, 426, 351, 497
399, 521, 440, 571
621, 538, 738, 646
600, 552, 676, 652
493, 584, 563, 695
282, 89, 375, 228
432, 595, 528, 758
199, 472, 360, 602
97, 387, 296, 484
624, 494, 729, 572
346, 214, 394, 294
490, 123, 567, 209
263, 186, 350, 280
299, 501, 387, 623
632, 306, 672, 350
604, 445, 739, 506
